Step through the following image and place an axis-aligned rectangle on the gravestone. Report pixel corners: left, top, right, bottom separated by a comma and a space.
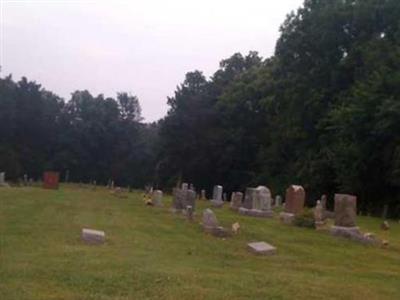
189, 183, 195, 191
210, 185, 224, 207
314, 200, 324, 229
65, 170, 70, 183
329, 194, 374, 244
279, 185, 305, 224
43, 171, 60, 189
152, 190, 163, 207
111, 180, 115, 190
334, 194, 357, 227
200, 189, 207, 200
0, 172, 6, 187
247, 242, 276, 255
81, 228, 105, 245
239, 186, 273, 218
182, 182, 189, 191
202, 209, 230, 237
321, 194, 327, 210
275, 195, 282, 207
186, 190, 196, 210
230, 192, 243, 211
284, 185, 305, 214
242, 188, 257, 209
23, 174, 28, 186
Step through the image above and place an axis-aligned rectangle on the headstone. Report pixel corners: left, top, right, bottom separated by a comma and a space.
92, 180, 97, 190
314, 200, 324, 229
0, 172, 7, 187
243, 188, 257, 209
28, 178, 33, 186
223, 192, 227, 201
202, 208, 230, 237
329, 194, 374, 244
182, 182, 189, 191
81, 228, 105, 245
334, 194, 357, 227
152, 190, 163, 207
64, 170, 70, 183
256, 186, 272, 211
275, 195, 282, 207
230, 192, 243, 211
247, 242, 276, 255
111, 180, 115, 190
43, 171, 60, 189
321, 194, 327, 210
200, 189, 206, 200
210, 185, 224, 207
189, 183, 195, 191
284, 185, 305, 214
186, 190, 196, 210
23, 174, 28, 186
202, 208, 219, 229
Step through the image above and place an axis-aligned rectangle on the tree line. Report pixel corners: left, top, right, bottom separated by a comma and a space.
1, 0, 399, 217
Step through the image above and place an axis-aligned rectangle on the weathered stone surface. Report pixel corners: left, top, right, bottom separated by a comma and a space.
239, 207, 273, 218
330, 226, 377, 245
256, 186, 272, 211
321, 194, 328, 210
230, 192, 243, 210
0, 172, 10, 187
152, 190, 163, 207
279, 212, 295, 224
202, 208, 219, 229
247, 242, 276, 255
314, 200, 324, 228
186, 190, 196, 210
212, 185, 223, 202
172, 188, 185, 211
243, 188, 257, 209
334, 194, 357, 227
200, 189, 207, 200
274, 195, 282, 207
43, 171, 60, 189
285, 185, 305, 214
81, 228, 105, 245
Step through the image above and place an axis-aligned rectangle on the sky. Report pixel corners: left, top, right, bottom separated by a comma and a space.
1, 0, 304, 122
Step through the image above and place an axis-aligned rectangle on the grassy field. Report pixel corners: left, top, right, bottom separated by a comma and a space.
1, 185, 399, 300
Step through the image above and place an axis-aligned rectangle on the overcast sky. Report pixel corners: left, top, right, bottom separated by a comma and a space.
1, 0, 303, 122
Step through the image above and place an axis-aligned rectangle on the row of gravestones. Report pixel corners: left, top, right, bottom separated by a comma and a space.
0, 172, 36, 187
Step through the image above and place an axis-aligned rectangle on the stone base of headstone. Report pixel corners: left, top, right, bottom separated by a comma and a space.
238, 207, 273, 218
315, 221, 326, 230
203, 226, 231, 238
330, 226, 378, 245
81, 228, 105, 245
279, 212, 295, 224
247, 242, 277, 255
210, 200, 224, 208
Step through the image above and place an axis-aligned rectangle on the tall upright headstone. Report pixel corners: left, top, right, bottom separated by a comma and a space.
43, 171, 60, 190
256, 186, 272, 211
152, 190, 163, 207
230, 192, 243, 210
200, 189, 207, 200
275, 195, 282, 207
333, 194, 357, 227
210, 185, 224, 207
0, 172, 5, 186
284, 185, 305, 214
243, 188, 257, 209
186, 190, 196, 210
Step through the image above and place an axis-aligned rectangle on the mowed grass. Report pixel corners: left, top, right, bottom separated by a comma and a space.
0, 185, 399, 300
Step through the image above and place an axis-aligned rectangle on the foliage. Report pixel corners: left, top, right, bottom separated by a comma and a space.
293, 208, 316, 229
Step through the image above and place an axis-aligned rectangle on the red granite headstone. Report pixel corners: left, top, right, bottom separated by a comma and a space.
43, 171, 60, 189
334, 194, 357, 227
284, 185, 305, 214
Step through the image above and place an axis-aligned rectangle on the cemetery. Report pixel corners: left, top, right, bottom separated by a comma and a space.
1, 181, 400, 299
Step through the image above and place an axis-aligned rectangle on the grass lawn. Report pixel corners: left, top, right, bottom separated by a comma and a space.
1, 185, 399, 300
